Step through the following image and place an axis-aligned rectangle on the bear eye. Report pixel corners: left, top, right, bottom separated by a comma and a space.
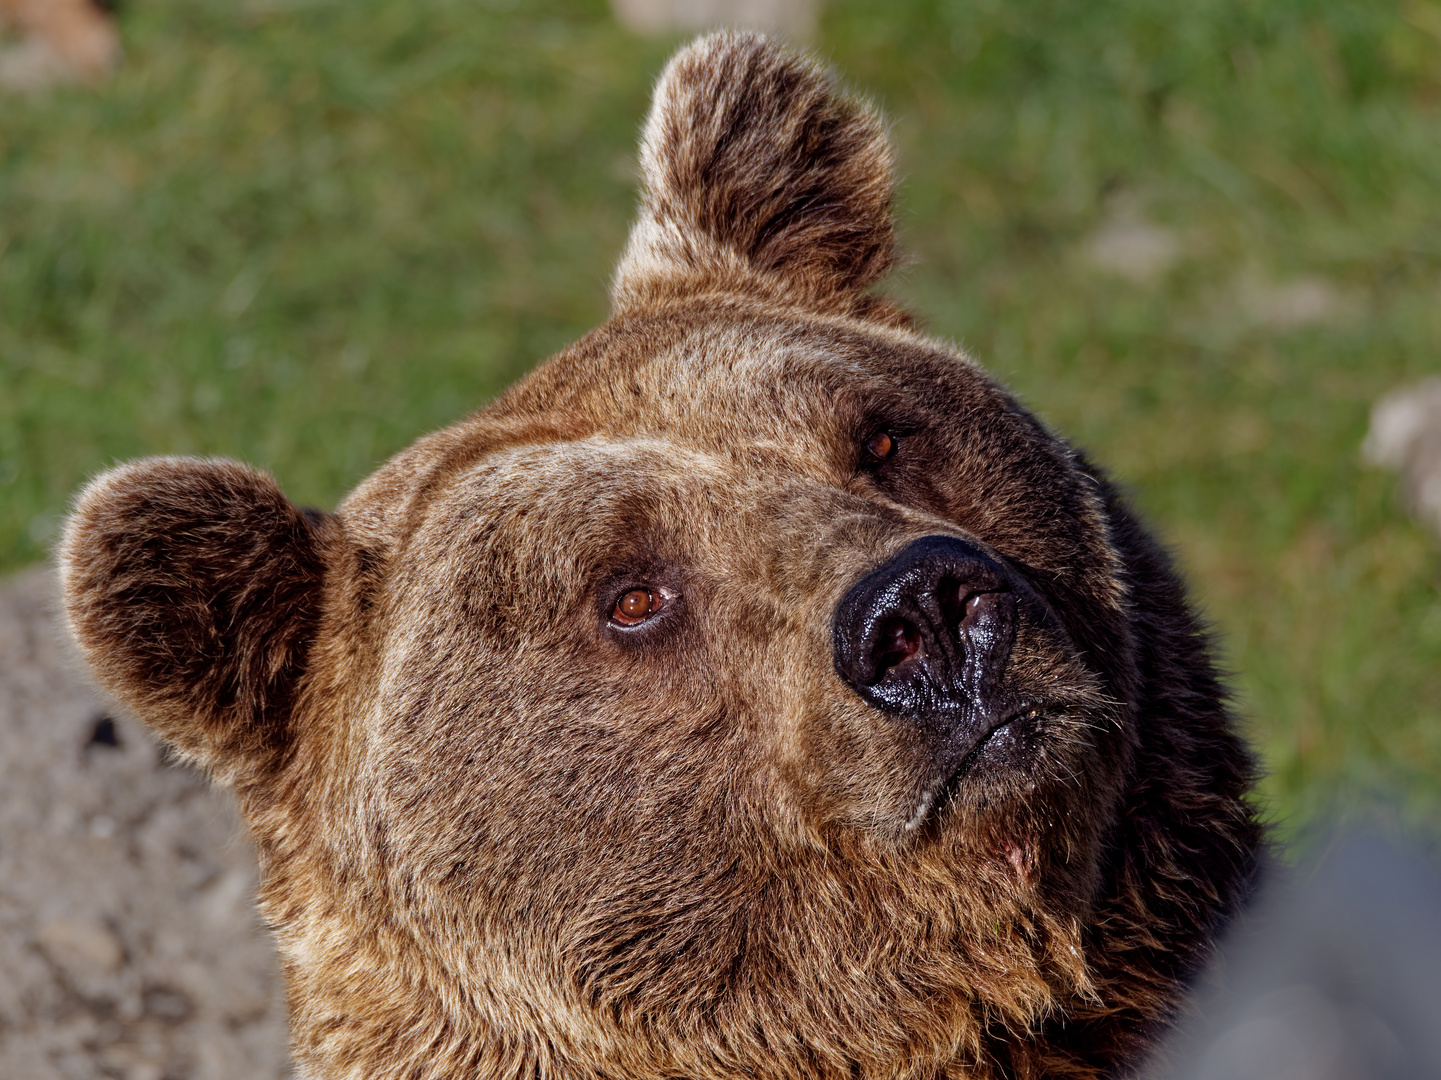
863, 431, 895, 462
611, 588, 666, 627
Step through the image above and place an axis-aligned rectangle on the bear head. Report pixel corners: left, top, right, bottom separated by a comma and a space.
60, 33, 1260, 1080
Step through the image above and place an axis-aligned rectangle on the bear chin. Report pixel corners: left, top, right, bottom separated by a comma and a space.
60, 31, 1261, 1080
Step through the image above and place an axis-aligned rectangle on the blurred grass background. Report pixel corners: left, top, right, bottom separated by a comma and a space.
1, 0, 1438, 838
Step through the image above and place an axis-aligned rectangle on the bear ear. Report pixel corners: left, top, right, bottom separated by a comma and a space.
59, 458, 329, 786
612, 32, 899, 318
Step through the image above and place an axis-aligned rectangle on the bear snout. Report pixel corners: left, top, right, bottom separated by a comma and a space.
832, 535, 1028, 782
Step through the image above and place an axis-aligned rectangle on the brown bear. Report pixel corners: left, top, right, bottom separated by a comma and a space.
59, 32, 1261, 1080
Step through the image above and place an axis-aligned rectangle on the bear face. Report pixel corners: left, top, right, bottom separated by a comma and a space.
60, 33, 1260, 1080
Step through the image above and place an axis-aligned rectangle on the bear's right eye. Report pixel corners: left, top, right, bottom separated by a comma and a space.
611, 588, 667, 627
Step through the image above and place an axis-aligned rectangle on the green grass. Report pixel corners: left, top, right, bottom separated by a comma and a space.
3, 0, 1438, 838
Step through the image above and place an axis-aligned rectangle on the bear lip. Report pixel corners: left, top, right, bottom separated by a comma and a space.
904, 706, 1038, 831
943, 707, 1027, 779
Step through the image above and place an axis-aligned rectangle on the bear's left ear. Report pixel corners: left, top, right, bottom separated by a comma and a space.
59, 458, 329, 786
613, 32, 900, 319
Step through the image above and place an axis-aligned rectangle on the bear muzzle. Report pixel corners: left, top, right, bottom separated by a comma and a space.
832, 536, 1034, 800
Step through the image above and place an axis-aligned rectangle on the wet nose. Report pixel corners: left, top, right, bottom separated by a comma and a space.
832, 536, 1017, 728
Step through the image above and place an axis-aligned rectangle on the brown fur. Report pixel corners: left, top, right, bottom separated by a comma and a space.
60, 33, 1260, 1080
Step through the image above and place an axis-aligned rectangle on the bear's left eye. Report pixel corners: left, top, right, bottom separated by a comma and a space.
611, 588, 667, 627
863, 430, 896, 462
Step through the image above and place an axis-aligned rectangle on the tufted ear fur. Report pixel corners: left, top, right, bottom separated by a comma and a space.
612, 32, 900, 320
59, 457, 329, 786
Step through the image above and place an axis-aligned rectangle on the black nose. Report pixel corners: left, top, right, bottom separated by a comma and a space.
833, 535, 1018, 743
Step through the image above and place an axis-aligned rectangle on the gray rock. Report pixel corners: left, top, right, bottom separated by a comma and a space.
1083, 214, 1181, 284
1145, 833, 1441, 1080
1364, 378, 1441, 540
0, 567, 289, 1080
609, 0, 822, 39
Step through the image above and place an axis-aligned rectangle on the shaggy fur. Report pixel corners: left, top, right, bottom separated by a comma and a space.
60, 33, 1260, 1080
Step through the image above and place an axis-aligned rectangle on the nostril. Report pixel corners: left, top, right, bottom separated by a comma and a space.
937, 576, 966, 630
962, 592, 984, 626
871, 617, 921, 683
941, 582, 995, 637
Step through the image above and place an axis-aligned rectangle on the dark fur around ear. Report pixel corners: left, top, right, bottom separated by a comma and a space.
613, 32, 897, 316
59, 457, 328, 785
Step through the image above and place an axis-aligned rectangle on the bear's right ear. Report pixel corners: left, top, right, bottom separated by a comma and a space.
59, 458, 329, 786
612, 32, 900, 319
